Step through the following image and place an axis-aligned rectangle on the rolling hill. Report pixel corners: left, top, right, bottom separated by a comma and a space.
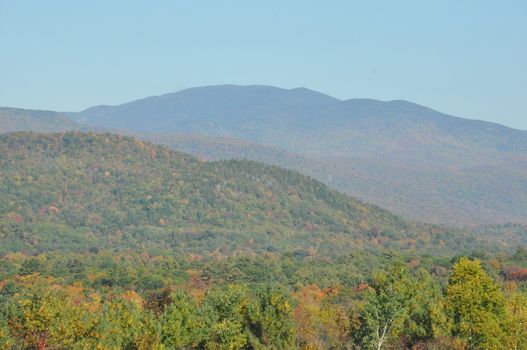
0, 132, 479, 257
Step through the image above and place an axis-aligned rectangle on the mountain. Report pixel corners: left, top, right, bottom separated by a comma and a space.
72, 85, 527, 225
75, 85, 339, 134
75, 85, 527, 154
0, 132, 481, 257
0, 106, 79, 133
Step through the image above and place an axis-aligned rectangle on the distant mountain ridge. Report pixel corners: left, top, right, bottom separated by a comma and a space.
75, 85, 527, 154
2, 84, 527, 225
0, 106, 79, 133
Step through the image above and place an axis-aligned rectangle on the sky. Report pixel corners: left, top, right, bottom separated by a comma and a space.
0, 1, 526, 130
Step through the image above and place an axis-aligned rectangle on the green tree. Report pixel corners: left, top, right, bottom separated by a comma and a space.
503, 290, 527, 350
202, 285, 251, 350
94, 294, 161, 350
19, 258, 41, 275
247, 285, 296, 349
5, 280, 95, 349
356, 262, 417, 350
160, 290, 203, 348
0, 316, 14, 350
403, 269, 452, 347
445, 257, 505, 349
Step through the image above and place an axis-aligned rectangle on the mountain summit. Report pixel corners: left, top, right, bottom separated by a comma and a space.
76, 85, 339, 132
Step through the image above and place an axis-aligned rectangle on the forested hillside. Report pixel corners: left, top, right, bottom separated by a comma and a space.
0, 107, 78, 133
0, 132, 482, 257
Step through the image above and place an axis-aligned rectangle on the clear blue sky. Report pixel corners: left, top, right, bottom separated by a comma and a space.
1, 0, 526, 129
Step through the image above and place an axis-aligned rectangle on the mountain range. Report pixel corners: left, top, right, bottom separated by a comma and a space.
1, 84, 526, 226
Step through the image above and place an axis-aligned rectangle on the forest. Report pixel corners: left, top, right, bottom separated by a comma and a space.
1, 248, 527, 349
1, 132, 527, 349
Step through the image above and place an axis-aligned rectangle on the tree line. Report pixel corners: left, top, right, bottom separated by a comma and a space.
2, 256, 526, 349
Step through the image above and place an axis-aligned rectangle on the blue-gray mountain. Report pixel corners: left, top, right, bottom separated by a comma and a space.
0, 107, 78, 133
2, 84, 527, 225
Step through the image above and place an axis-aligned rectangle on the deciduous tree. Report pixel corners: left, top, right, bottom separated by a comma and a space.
445, 257, 505, 349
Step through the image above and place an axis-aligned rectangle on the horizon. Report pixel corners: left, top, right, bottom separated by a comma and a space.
3, 83, 526, 132
1, 1, 526, 130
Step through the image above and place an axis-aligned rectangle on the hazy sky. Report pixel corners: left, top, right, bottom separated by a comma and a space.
1, 1, 526, 129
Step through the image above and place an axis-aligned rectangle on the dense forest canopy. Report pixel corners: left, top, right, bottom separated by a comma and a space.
0, 132, 490, 258
2, 247, 527, 349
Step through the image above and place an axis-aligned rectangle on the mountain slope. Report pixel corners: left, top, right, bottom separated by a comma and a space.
0, 107, 79, 133
71, 85, 527, 225
0, 132, 475, 257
